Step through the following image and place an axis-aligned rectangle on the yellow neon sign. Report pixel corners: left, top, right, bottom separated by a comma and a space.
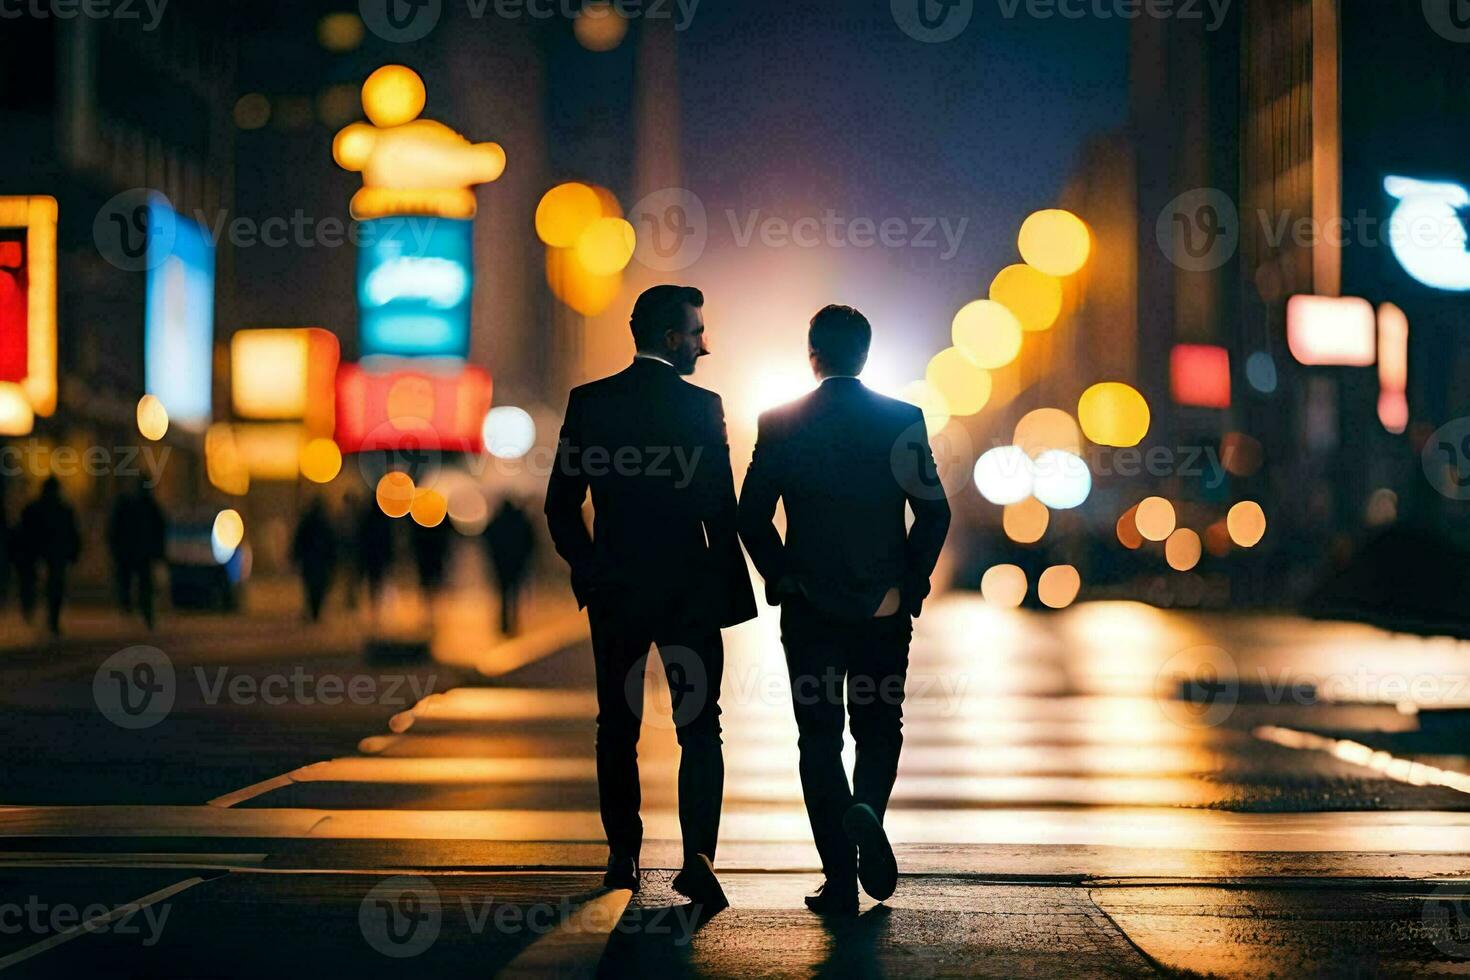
333, 66, 505, 220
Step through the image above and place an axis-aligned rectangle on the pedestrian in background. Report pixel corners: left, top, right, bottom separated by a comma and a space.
484, 497, 536, 637
291, 497, 339, 623
339, 491, 363, 610
106, 480, 168, 629
16, 476, 81, 637
410, 517, 453, 598
354, 495, 394, 621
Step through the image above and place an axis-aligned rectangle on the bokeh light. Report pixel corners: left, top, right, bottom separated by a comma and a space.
1078, 382, 1150, 447
973, 445, 1034, 505
1227, 500, 1267, 547
1135, 496, 1176, 542
1013, 407, 1082, 458
317, 12, 365, 52
1117, 505, 1143, 550
1245, 351, 1277, 394
1038, 565, 1081, 609
536, 182, 603, 248
899, 380, 951, 434
990, 263, 1063, 332
574, 1, 629, 50
1204, 520, 1232, 557
361, 65, 427, 128
1165, 528, 1202, 571
410, 488, 448, 528
546, 247, 622, 317
925, 347, 991, 416
952, 300, 1023, 370
575, 217, 637, 276
1018, 209, 1091, 277
1030, 449, 1091, 510
1365, 488, 1399, 527
0, 382, 34, 437
211, 509, 245, 564
136, 394, 169, 441
1002, 497, 1049, 544
299, 438, 342, 484
1220, 431, 1264, 477
448, 483, 490, 536
376, 471, 415, 518
233, 93, 270, 130
981, 564, 1028, 608
483, 406, 537, 459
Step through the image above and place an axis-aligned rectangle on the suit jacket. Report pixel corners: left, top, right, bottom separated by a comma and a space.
738, 378, 952, 620
545, 358, 758, 629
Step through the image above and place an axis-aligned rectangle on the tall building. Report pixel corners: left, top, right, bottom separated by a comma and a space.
0, 8, 238, 563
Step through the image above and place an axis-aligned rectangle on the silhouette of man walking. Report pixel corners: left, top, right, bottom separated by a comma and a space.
546, 285, 756, 910
740, 305, 951, 915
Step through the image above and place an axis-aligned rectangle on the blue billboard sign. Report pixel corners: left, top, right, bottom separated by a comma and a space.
145, 200, 215, 431
357, 217, 473, 358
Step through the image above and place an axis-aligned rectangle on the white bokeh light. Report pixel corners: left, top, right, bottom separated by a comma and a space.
1030, 449, 1091, 510
482, 406, 536, 459
973, 446, 1034, 505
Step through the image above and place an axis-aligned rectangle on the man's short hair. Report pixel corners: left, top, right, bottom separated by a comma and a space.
808, 305, 872, 375
630, 285, 703, 350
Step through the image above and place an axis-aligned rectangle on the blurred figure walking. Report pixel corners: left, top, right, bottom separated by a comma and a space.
410, 517, 453, 598
106, 480, 167, 629
291, 498, 339, 623
483, 497, 536, 637
339, 491, 363, 610
15, 477, 81, 636
354, 495, 394, 620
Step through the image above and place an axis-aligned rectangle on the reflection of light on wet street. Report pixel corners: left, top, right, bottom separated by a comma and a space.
95, 594, 1470, 859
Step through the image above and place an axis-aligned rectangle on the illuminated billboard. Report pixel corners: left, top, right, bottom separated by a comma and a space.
1286, 295, 1375, 367
335, 360, 492, 454
1383, 176, 1470, 292
0, 237, 26, 382
0, 196, 57, 417
231, 327, 340, 436
145, 200, 216, 431
357, 217, 473, 358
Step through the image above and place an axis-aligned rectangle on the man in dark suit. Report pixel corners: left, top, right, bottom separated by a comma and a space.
739, 305, 951, 915
546, 284, 757, 910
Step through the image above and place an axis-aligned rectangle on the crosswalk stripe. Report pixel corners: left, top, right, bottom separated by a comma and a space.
0, 876, 207, 972
498, 889, 632, 978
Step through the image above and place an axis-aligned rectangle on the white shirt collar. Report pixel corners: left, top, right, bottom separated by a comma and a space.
635, 352, 676, 369
820, 374, 859, 383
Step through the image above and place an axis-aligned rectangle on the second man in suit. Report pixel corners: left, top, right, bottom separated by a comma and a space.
739, 304, 952, 915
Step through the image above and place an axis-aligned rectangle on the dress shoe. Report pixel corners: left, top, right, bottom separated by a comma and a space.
803, 879, 859, 916
670, 853, 728, 912
603, 853, 639, 892
843, 802, 897, 901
